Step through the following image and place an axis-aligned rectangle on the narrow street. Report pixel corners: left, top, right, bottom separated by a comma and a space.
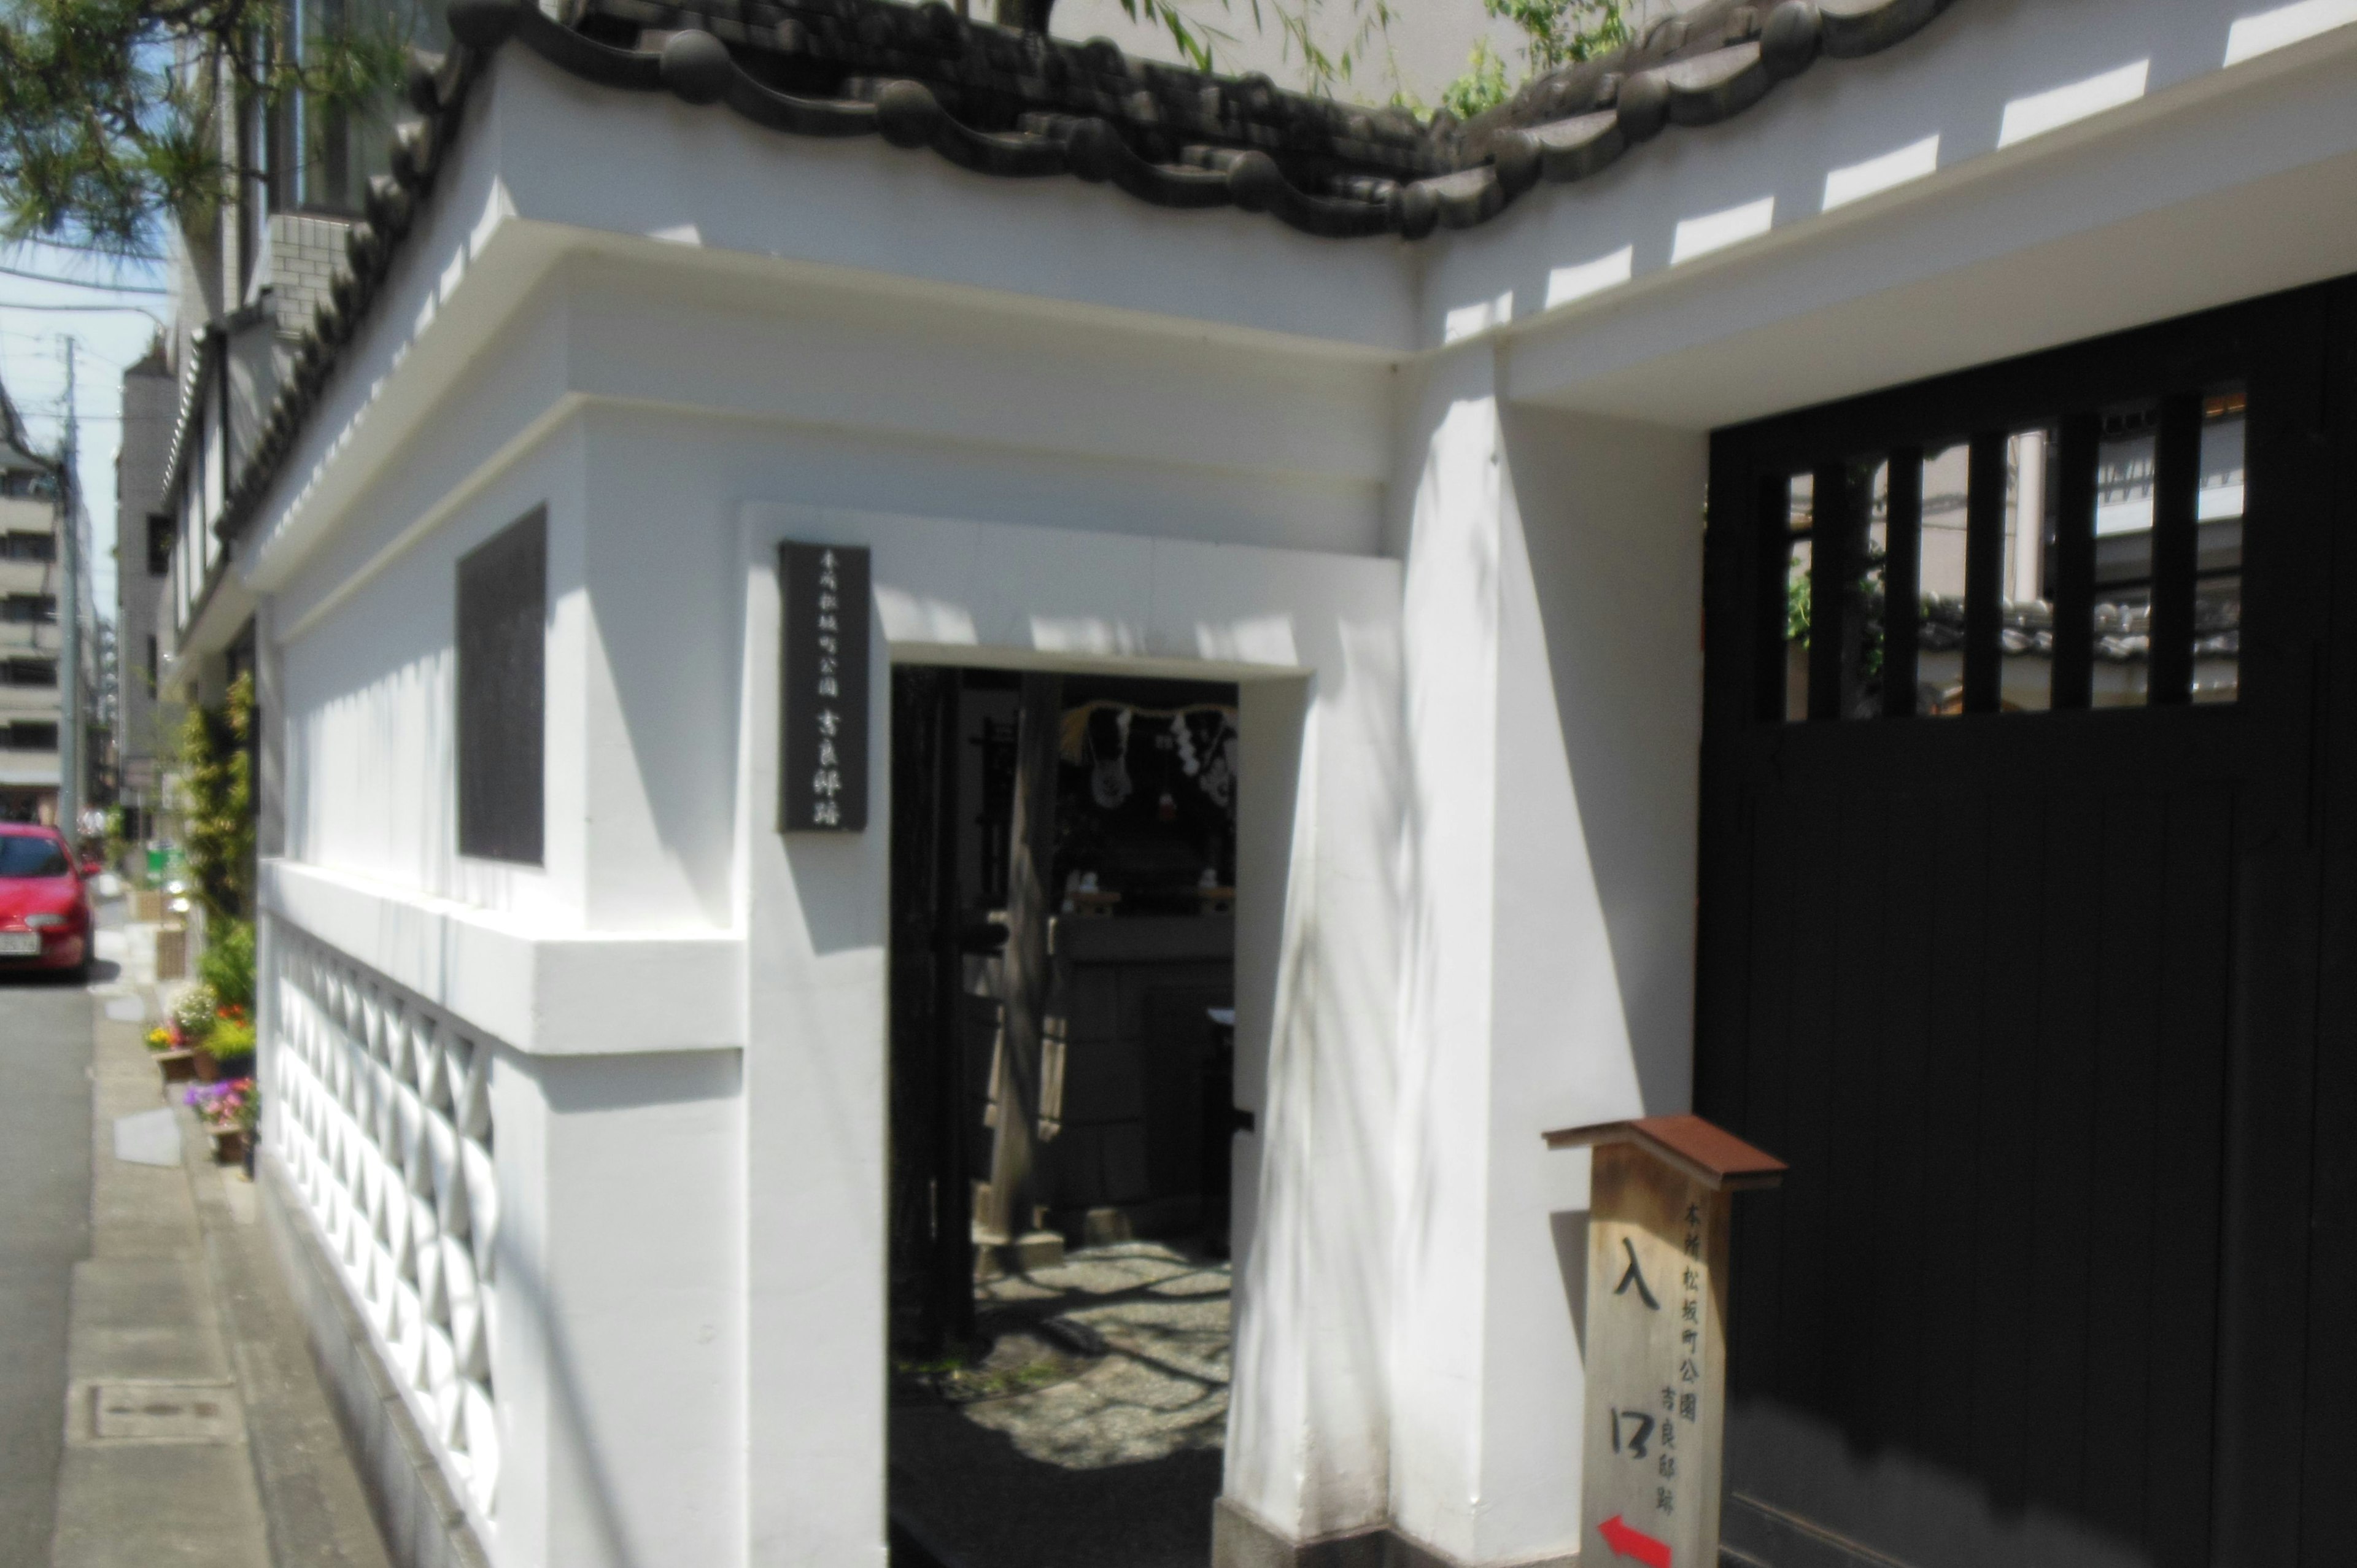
0, 964, 94, 1564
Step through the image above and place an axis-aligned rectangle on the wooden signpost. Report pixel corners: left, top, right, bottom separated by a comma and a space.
1543, 1115, 1784, 1568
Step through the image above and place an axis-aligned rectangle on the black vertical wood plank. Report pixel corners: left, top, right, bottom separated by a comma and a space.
1882, 450, 1923, 718
1968, 789, 2043, 1511
1915, 792, 1986, 1467
2298, 280, 2357, 1568
1866, 793, 1934, 1454
1730, 795, 1794, 1403
2081, 791, 2165, 1542
1755, 469, 1798, 724
2023, 790, 2103, 1523
1777, 797, 1843, 1413
2051, 414, 2101, 710
2148, 393, 2203, 705
1824, 799, 1888, 1441
2212, 297, 2329, 1568
2145, 791, 2232, 1568
1810, 462, 1856, 722
1964, 434, 2009, 714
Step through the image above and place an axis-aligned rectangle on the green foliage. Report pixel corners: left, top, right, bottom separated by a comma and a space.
0, 0, 414, 252
1438, 39, 1511, 122
198, 915, 254, 1010
1439, 0, 1629, 120
180, 671, 253, 923
1112, 0, 1400, 99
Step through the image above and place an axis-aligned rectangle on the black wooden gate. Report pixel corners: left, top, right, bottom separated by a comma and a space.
1695, 282, 2357, 1568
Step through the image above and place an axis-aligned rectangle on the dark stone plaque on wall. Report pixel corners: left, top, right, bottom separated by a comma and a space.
778, 541, 870, 832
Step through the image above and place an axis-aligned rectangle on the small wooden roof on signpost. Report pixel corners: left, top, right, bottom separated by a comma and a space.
1542, 1114, 1787, 1192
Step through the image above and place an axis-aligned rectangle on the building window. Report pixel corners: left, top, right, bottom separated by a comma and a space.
0, 469, 55, 500
145, 636, 158, 698
455, 508, 545, 865
2, 721, 58, 751
3, 658, 56, 688
0, 533, 55, 562
147, 514, 172, 577
1, 594, 56, 624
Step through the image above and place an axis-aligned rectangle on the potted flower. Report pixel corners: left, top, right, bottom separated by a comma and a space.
184, 1078, 257, 1166
203, 1006, 255, 1082
168, 984, 222, 1079
147, 1024, 197, 1084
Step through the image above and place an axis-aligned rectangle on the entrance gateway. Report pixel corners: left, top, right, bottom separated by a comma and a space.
1693, 281, 2357, 1568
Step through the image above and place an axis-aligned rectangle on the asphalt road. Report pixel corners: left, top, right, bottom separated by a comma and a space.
0, 949, 98, 1564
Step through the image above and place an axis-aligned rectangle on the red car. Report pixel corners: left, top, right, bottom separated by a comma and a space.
0, 824, 91, 979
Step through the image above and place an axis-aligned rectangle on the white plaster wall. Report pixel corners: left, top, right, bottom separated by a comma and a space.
1385, 349, 1706, 1564
490, 1046, 744, 1568
276, 414, 588, 924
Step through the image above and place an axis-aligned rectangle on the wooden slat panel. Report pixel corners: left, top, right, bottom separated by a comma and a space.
1730, 795, 1793, 1404
1968, 790, 2045, 1512
2022, 790, 2103, 1524
1865, 794, 1936, 1454
2145, 791, 2232, 1567
2298, 280, 2357, 1568
1824, 800, 1889, 1438
1914, 792, 1988, 1469
2080, 792, 2167, 1540
2149, 393, 2204, 705
1776, 797, 1843, 1410
2051, 414, 2101, 710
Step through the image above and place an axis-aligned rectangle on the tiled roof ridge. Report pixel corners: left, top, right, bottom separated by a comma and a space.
214, 0, 1956, 546
469, 0, 1959, 240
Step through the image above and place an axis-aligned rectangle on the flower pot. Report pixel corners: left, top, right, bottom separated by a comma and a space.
157, 1049, 197, 1084
192, 1048, 219, 1084
207, 1127, 248, 1167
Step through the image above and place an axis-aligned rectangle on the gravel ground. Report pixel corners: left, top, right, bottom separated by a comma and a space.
891, 1242, 1231, 1568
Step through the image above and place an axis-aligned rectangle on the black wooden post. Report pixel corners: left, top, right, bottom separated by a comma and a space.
2149, 392, 2204, 705
1881, 449, 1923, 718
1963, 433, 2010, 713
2050, 414, 2100, 710
1808, 460, 1857, 722
1754, 471, 1795, 724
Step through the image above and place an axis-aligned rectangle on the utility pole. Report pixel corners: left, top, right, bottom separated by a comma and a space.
57, 334, 80, 840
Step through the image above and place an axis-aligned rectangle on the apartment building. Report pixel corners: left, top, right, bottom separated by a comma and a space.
0, 379, 85, 825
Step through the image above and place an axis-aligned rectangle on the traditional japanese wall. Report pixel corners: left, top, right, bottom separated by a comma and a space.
1381, 348, 1706, 1568
227, 8, 2357, 1565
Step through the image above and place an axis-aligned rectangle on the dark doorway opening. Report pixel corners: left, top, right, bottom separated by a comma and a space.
886, 665, 1241, 1568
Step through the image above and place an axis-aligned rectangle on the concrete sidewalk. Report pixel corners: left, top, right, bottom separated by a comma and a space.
50, 932, 391, 1568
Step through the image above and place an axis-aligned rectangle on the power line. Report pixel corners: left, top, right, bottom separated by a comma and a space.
4, 237, 167, 264
0, 301, 169, 323
0, 263, 168, 294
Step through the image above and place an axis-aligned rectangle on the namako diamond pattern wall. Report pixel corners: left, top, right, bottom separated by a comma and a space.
268, 921, 502, 1518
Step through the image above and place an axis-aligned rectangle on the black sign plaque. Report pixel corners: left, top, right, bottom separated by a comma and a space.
778, 541, 870, 832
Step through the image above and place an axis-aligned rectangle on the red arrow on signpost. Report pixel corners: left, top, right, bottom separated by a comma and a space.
1597, 1515, 1673, 1568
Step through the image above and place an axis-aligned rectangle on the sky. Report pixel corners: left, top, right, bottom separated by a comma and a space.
0, 238, 172, 635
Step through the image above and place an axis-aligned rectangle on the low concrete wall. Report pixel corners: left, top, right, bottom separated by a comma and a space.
258, 1151, 492, 1568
